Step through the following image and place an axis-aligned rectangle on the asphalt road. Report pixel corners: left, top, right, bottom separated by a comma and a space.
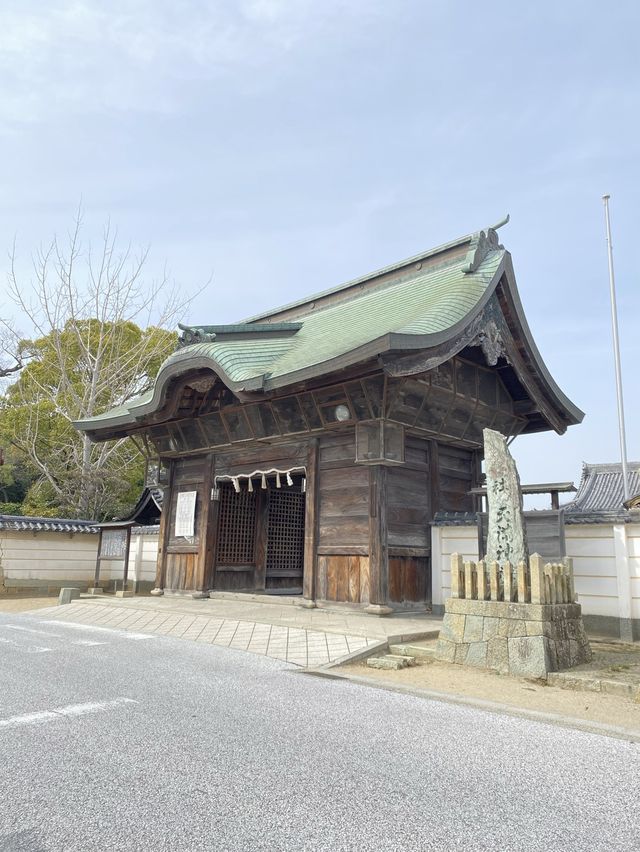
0, 611, 638, 852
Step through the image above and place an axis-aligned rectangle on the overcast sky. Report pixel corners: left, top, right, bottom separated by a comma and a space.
1, 0, 638, 496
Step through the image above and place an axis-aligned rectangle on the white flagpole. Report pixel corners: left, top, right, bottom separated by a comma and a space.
602, 194, 630, 501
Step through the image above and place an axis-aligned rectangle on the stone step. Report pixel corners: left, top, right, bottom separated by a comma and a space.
366, 654, 416, 671
389, 643, 436, 660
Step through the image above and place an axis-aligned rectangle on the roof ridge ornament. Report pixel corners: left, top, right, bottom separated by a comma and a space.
177, 324, 217, 348
177, 322, 302, 348
462, 214, 509, 274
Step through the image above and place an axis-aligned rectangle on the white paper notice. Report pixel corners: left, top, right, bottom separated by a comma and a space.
175, 490, 197, 538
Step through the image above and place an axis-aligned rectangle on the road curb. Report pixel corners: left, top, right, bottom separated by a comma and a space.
302, 668, 640, 744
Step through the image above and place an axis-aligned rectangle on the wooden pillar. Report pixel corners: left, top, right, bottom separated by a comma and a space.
427, 440, 440, 519
122, 525, 132, 587
153, 459, 175, 594
367, 464, 390, 613
193, 454, 214, 596
254, 488, 268, 592
302, 439, 319, 603
203, 455, 220, 593
471, 449, 483, 513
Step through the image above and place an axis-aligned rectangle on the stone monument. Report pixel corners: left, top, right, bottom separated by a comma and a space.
435, 429, 592, 678
484, 428, 528, 567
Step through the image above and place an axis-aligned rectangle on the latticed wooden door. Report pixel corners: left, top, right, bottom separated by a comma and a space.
216, 484, 258, 567
265, 488, 305, 587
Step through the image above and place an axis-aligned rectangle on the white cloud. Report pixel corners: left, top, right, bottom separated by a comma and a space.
0, 0, 380, 122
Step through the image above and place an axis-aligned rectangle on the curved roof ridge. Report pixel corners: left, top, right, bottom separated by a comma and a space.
242, 218, 509, 324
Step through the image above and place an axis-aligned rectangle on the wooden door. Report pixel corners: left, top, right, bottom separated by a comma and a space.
265, 485, 306, 593
213, 483, 259, 591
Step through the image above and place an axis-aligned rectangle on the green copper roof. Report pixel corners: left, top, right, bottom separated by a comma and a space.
74, 221, 583, 435
258, 250, 502, 381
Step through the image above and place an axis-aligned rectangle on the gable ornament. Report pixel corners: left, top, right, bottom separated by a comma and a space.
470, 319, 506, 367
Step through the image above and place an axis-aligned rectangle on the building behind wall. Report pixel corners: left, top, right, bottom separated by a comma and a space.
74, 221, 583, 612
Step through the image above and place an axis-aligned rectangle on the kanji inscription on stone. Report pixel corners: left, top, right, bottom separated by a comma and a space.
483, 428, 528, 567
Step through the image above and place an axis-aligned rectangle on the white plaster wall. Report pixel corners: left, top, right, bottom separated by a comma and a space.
0, 531, 100, 583
626, 524, 640, 620
432, 522, 640, 623
0, 530, 159, 587
129, 533, 159, 584
565, 525, 619, 618
431, 526, 479, 606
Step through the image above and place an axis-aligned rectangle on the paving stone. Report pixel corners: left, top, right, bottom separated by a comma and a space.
265, 645, 287, 655
600, 679, 635, 698
388, 644, 436, 660
367, 656, 409, 671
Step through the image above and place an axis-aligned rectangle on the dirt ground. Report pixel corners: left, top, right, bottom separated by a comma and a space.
340, 656, 640, 734
0, 595, 59, 613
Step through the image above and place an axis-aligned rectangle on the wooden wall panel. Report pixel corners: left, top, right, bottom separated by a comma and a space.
388, 557, 429, 604
437, 444, 476, 513
161, 455, 211, 591
317, 555, 370, 604
215, 441, 308, 477
213, 568, 255, 591
359, 557, 371, 604
167, 455, 209, 551
318, 516, 370, 547
173, 456, 209, 483
386, 466, 430, 549
165, 552, 197, 591
318, 433, 369, 549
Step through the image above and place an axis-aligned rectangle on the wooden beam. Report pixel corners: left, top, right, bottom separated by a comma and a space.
202, 454, 219, 592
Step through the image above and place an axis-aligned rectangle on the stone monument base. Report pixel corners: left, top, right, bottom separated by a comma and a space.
435, 598, 592, 678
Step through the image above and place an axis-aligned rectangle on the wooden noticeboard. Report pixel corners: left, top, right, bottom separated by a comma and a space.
94, 524, 133, 589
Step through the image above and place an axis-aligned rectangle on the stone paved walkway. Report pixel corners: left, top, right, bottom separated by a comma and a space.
28, 601, 386, 668
24, 595, 441, 667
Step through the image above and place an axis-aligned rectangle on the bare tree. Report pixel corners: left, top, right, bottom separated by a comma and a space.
1, 215, 195, 519
0, 321, 25, 379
